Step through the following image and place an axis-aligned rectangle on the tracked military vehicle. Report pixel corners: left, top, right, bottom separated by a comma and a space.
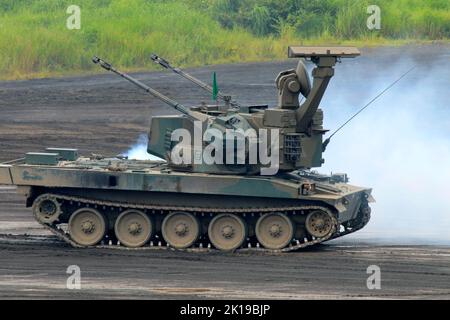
0, 47, 373, 252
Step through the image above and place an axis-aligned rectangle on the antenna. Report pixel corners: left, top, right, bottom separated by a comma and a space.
322, 66, 415, 151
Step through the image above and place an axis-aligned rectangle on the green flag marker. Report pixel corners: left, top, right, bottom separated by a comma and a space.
212, 72, 218, 101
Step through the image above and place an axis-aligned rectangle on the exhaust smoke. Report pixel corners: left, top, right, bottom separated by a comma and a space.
322, 51, 450, 244
123, 134, 163, 161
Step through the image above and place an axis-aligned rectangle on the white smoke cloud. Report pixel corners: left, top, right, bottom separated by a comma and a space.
322, 53, 450, 244
123, 134, 164, 161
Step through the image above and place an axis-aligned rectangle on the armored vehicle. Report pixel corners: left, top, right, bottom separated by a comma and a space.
0, 47, 373, 252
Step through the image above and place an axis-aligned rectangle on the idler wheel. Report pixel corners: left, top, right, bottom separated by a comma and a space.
115, 210, 153, 248
68, 208, 106, 246
305, 210, 335, 238
32, 194, 62, 224
162, 212, 199, 249
208, 214, 246, 251
255, 213, 294, 250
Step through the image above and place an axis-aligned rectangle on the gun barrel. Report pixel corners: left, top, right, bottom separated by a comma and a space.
150, 54, 240, 108
92, 56, 194, 119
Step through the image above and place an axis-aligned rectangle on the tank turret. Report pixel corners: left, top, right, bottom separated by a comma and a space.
94, 47, 359, 175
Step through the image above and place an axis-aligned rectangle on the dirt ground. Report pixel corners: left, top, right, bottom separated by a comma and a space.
0, 45, 449, 299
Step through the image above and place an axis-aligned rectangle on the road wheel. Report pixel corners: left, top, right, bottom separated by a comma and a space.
68, 208, 106, 246
162, 212, 199, 249
305, 210, 335, 238
115, 210, 153, 248
255, 213, 294, 250
208, 214, 246, 251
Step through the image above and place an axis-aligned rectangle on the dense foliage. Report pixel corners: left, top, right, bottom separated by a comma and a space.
0, 0, 448, 79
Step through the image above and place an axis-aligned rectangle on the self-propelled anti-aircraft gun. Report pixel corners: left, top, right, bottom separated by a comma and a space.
0, 47, 373, 252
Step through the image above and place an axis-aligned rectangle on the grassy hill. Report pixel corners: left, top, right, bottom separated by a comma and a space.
0, 0, 448, 79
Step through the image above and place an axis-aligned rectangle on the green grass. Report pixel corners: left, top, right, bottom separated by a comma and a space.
198, 0, 450, 39
0, 0, 448, 80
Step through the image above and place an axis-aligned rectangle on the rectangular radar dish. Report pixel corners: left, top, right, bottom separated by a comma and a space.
288, 46, 360, 58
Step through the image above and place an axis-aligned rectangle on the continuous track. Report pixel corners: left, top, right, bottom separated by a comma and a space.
34, 193, 370, 253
